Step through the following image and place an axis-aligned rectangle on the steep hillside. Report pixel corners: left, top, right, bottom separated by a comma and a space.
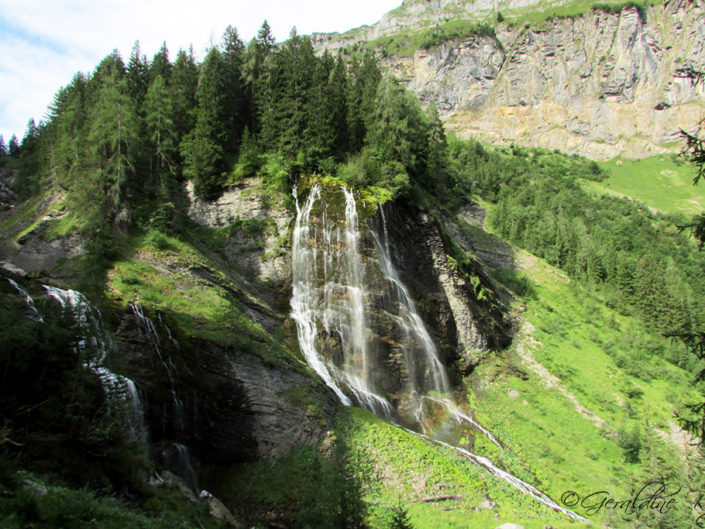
1, 11, 705, 529
314, 0, 705, 159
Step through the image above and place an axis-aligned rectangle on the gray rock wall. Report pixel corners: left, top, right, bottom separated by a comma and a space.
316, 0, 705, 159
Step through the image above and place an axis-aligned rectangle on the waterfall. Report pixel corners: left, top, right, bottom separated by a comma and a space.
291, 184, 393, 416
42, 285, 148, 444
373, 206, 449, 395
130, 303, 184, 432
290, 183, 590, 523
6, 278, 44, 322
291, 184, 352, 406
162, 442, 200, 495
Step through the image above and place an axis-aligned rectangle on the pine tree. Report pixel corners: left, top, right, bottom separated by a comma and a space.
145, 75, 178, 183
170, 47, 198, 146
304, 51, 336, 162
8, 135, 19, 157
180, 47, 228, 199
150, 42, 172, 82
388, 502, 414, 529
45, 73, 88, 190
245, 21, 277, 134
364, 77, 429, 192
327, 55, 350, 157
127, 42, 149, 105
87, 72, 139, 218
348, 55, 381, 152
220, 25, 247, 156
257, 20, 276, 48
425, 101, 451, 195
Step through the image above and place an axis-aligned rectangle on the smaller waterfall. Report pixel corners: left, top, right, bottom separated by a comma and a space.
373, 206, 449, 395
130, 303, 184, 432
43, 285, 148, 443
6, 278, 44, 322
162, 442, 200, 495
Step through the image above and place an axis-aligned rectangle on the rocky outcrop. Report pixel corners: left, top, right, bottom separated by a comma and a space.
312, 0, 580, 51
315, 0, 705, 160
0, 197, 86, 276
186, 178, 292, 306
437, 203, 515, 271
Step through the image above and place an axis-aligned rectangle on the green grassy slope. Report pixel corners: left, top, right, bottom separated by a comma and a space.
581, 155, 705, 216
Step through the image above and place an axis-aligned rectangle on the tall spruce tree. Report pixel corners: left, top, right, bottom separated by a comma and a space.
145, 74, 178, 183
87, 71, 139, 221
170, 47, 198, 148
180, 47, 228, 199
8, 135, 19, 158
220, 25, 247, 157
127, 42, 149, 105
150, 42, 172, 82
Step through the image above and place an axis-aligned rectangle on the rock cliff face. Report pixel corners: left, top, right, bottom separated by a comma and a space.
376, 203, 511, 372
315, 0, 705, 159
0, 176, 513, 482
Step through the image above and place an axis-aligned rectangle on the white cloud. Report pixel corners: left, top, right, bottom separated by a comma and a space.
0, 0, 400, 141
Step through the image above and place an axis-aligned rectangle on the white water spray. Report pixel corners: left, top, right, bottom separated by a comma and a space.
43, 285, 148, 443
6, 278, 44, 322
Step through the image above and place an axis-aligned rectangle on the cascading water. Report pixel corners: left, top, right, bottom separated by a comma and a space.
372, 207, 449, 396
292, 184, 393, 416
290, 183, 590, 523
7, 278, 44, 322
42, 286, 148, 444
130, 303, 184, 432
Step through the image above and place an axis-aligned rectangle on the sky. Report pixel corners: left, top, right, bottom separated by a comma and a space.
0, 0, 401, 143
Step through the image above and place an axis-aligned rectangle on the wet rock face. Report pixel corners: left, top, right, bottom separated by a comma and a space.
114, 309, 337, 464
375, 204, 512, 373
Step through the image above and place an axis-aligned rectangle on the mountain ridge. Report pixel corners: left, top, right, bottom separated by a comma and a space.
314, 0, 705, 160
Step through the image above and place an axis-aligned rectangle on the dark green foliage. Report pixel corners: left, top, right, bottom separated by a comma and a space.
180, 47, 228, 199
10, 119, 43, 198
8, 135, 19, 157
20, 21, 454, 215
87, 69, 140, 219
150, 42, 172, 83
212, 440, 369, 529
169, 47, 198, 146
127, 41, 149, 105
0, 473, 232, 529
617, 424, 642, 463
145, 75, 178, 182
388, 502, 414, 529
